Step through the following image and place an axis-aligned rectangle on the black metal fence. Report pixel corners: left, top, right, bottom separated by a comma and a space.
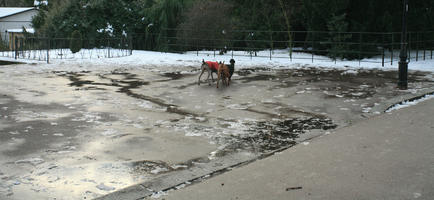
0, 33, 132, 63
1, 30, 433, 65
143, 29, 434, 66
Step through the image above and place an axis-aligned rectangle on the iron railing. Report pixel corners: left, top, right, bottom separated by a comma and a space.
1, 30, 433, 65
143, 29, 434, 66
0, 33, 132, 63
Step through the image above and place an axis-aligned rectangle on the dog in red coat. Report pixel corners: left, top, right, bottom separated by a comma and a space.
198, 59, 219, 85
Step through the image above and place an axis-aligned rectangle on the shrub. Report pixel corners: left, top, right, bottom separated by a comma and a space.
70, 30, 82, 53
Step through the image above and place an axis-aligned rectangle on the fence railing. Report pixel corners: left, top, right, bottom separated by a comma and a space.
1, 30, 433, 65
0, 33, 132, 63
144, 29, 434, 66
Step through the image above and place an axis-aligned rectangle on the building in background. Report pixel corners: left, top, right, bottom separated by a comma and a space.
0, 7, 38, 49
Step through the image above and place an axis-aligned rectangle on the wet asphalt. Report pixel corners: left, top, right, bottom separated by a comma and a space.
1, 62, 434, 199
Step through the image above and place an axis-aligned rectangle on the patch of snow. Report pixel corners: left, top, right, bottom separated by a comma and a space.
0, 7, 35, 18
170, 165, 188, 170
96, 183, 115, 191
351, 92, 365, 97
341, 69, 358, 75
225, 104, 248, 110
9, 131, 20, 135
386, 94, 434, 113
101, 129, 118, 136
150, 166, 169, 174
296, 90, 306, 94
151, 191, 168, 199
15, 158, 45, 166
413, 192, 422, 198
3, 48, 434, 75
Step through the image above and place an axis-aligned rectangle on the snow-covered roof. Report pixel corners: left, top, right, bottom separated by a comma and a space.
0, 7, 36, 19
6, 28, 35, 33
34, 0, 48, 6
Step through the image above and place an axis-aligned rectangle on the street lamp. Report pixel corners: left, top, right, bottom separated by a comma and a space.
398, 0, 409, 90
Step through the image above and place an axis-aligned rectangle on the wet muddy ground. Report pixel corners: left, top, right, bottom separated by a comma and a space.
1, 63, 433, 199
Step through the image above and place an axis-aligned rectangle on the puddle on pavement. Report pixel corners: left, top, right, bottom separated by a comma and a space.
0, 95, 106, 157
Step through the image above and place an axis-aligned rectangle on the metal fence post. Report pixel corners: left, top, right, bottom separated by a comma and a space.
311, 32, 314, 63
431, 34, 433, 59
270, 48, 272, 60
359, 32, 362, 65
47, 38, 50, 63
129, 36, 133, 55
107, 39, 111, 58
382, 34, 385, 67
391, 33, 394, 65
408, 32, 411, 61
120, 38, 123, 57
14, 36, 18, 60
290, 32, 293, 62
416, 32, 419, 61
60, 39, 63, 59
423, 32, 426, 60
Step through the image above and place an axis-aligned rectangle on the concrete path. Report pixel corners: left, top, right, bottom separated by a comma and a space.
156, 98, 434, 200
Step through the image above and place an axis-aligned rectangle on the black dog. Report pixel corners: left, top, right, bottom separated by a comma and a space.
226, 59, 235, 82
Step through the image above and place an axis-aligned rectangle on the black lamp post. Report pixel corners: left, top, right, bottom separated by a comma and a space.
398, 0, 409, 90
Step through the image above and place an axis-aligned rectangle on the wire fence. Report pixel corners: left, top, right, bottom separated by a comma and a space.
1, 30, 433, 65
0, 33, 132, 63
143, 29, 434, 66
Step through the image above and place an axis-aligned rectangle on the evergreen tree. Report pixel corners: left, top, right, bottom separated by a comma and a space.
70, 30, 82, 54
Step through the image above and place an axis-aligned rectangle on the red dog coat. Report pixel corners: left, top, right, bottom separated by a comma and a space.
206, 61, 219, 71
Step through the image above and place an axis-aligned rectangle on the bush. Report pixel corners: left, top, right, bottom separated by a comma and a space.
70, 30, 82, 53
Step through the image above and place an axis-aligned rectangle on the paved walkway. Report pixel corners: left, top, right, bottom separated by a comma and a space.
156, 98, 434, 200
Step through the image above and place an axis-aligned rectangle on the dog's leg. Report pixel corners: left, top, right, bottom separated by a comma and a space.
206, 67, 212, 86
216, 70, 221, 88
198, 68, 205, 85
225, 74, 229, 87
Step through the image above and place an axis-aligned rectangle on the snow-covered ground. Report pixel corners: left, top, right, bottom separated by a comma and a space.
2, 49, 434, 73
